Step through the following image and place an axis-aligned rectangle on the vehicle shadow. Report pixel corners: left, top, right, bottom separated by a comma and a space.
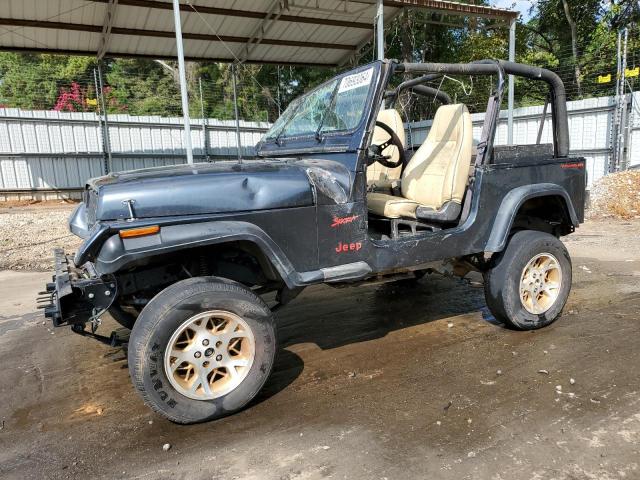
250, 275, 488, 406
249, 348, 305, 406
276, 274, 488, 352
106, 275, 490, 409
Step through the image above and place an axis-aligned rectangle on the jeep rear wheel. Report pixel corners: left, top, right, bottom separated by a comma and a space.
484, 230, 572, 330
128, 277, 276, 424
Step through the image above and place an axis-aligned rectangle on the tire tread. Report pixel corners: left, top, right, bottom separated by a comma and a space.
128, 277, 274, 424
483, 230, 571, 330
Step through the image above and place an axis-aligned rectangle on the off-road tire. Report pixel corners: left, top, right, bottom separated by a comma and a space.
128, 276, 276, 424
484, 230, 572, 330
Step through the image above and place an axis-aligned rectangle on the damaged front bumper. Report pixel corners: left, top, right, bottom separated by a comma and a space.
39, 248, 116, 328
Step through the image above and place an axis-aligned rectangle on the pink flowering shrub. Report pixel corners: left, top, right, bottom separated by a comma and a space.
53, 82, 88, 112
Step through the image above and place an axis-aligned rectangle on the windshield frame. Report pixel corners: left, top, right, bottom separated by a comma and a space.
259, 62, 381, 147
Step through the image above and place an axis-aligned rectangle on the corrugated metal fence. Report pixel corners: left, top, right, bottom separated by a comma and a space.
1, 92, 638, 200
0, 110, 269, 199
409, 92, 640, 187
627, 93, 640, 171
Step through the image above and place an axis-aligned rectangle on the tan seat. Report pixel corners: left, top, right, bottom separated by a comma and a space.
368, 104, 472, 220
367, 194, 419, 218
366, 108, 405, 189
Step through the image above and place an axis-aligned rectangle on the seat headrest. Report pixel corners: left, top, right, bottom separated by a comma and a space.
377, 108, 403, 126
428, 104, 469, 142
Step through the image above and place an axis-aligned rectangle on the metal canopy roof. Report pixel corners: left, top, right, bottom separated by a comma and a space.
0, 0, 517, 66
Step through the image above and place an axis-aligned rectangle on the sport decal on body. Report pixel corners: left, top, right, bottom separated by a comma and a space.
338, 67, 374, 93
331, 215, 359, 228
560, 162, 584, 169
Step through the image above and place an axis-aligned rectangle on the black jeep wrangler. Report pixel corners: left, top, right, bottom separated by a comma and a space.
41, 60, 585, 424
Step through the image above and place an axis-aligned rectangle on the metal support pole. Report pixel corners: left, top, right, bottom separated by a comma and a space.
172, 0, 193, 164
507, 17, 516, 145
614, 27, 629, 172
96, 63, 112, 174
198, 77, 210, 161
376, 0, 384, 61
93, 69, 107, 175
231, 64, 242, 163
611, 29, 623, 173
276, 65, 281, 117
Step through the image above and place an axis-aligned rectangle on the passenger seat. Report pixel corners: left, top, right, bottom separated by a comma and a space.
367, 104, 472, 223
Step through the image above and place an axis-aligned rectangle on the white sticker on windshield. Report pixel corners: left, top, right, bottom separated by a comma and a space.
338, 67, 374, 93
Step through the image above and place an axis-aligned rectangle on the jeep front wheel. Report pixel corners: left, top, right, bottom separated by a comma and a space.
483, 230, 572, 330
128, 277, 276, 424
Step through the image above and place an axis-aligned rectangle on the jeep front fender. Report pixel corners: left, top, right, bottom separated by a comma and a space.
485, 183, 579, 253
93, 221, 300, 288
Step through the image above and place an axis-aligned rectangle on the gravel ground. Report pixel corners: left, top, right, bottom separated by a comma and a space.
0, 203, 81, 271
588, 169, 640, 219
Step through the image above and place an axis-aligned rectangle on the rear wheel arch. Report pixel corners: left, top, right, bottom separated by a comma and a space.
485, 184, 579, 253
512, 194, 574, 235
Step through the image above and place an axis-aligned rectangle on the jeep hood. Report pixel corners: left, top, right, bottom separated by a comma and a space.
85, 159, 349, 222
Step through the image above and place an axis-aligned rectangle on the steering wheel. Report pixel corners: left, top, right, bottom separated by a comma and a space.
367, 120, 406, 168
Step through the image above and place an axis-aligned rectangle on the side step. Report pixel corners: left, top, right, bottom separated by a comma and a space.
296, 261, 372, 285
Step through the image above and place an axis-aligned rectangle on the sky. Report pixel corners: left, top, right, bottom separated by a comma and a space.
491, 0, 537, 21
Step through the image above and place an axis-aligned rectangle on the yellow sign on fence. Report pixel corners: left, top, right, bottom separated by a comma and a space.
597, 74, 611, 84
86, 98, 98, 106
625, 66, 639, 78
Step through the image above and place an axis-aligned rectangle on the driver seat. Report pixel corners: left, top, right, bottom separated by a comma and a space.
367, 104, 472, 223
366, 108, 405, 189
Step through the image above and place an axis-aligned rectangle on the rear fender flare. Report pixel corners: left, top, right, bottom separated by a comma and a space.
485, 183, 579, 253
93, 221, 299, 288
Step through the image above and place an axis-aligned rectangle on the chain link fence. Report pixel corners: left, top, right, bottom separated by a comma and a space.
0, 59, 334, 124
1, 46, 637, 118
0, 29, 638, 200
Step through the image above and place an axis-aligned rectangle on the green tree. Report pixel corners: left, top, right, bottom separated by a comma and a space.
0, 53, 95, 110
103, 59, 181, 115
0, 1, 636, 118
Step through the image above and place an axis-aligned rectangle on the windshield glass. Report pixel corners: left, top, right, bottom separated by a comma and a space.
264, 65, 376, 141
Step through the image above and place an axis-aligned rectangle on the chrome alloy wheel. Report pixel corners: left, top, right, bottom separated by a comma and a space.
164, 310, 255, 401
519, 253, 563, 315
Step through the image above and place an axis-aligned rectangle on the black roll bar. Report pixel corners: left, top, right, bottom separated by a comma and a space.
394, 61, 570, 158
497, 60, 569, 158
384, 85, 452, 105
393, 73, 442, 94
396, 61, 505, 165
411, 85, 452, 105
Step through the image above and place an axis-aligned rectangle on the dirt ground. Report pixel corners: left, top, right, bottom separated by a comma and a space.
0, 219, 639, 480
0, 202, 82, 271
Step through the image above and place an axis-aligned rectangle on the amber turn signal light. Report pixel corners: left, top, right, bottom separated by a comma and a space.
119, 225, 160, 239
